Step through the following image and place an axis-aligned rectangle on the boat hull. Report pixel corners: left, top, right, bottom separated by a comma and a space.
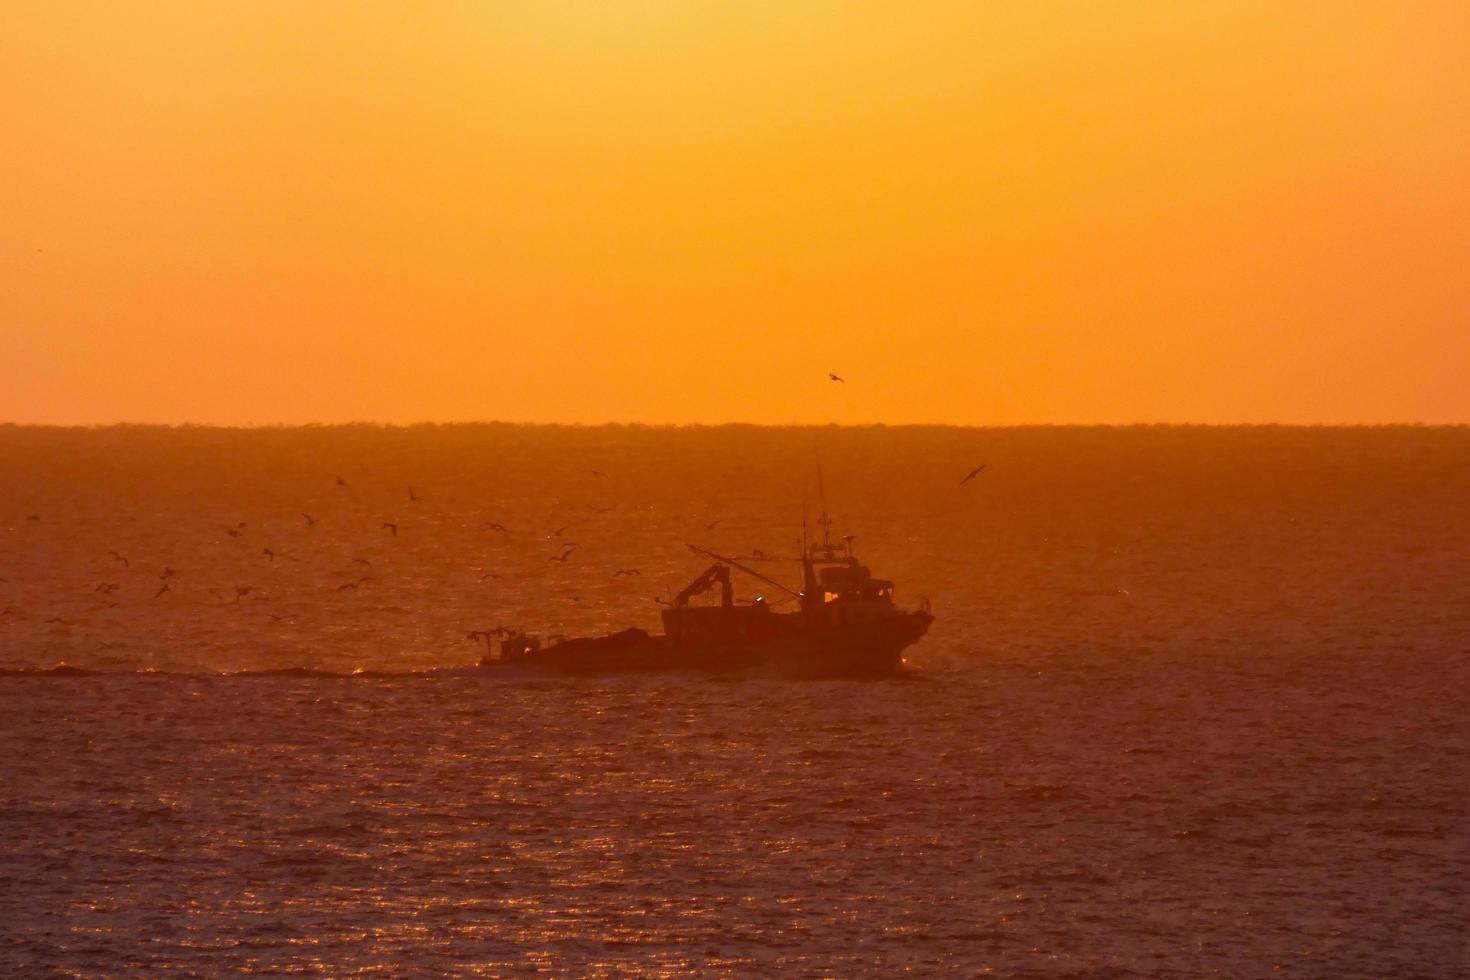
488, 610, 933, 677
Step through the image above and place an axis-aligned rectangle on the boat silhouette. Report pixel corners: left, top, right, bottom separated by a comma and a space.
481, 498, 932, 676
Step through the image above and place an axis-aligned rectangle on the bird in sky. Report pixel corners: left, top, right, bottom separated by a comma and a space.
705, 519, 721, 530
335, 475, 348, 487
153, 583, 171, 599
382, 522, 398, 536
226, 526, 242, 538
351, 558, 372, 569
482, 522, 509, 533
160, 567, 176, 579
549, 545, 578, 562
588, 469, 608, 478
233, 585, 252, 602
959, 464, 988, 486
613, 569, 641, 577
270, 613, 292, 622
550, 525, 569, 538
261, 548, 275, 562
107, 551, 129, 567
409, 487, 421, 503
828, 373, 844, 383
301, 512, 319, 527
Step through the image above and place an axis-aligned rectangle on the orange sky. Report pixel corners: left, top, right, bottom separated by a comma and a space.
3, 2, 1468, 425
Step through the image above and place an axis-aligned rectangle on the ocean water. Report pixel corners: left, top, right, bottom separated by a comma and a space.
0, 424, 1466, 976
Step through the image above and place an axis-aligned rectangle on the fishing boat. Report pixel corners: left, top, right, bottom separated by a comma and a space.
478, 500, 933, 676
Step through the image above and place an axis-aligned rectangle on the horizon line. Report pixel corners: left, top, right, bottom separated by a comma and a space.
3, 419, 1469, 431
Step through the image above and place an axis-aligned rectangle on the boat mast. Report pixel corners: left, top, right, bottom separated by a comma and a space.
801, 491, 809, 555
815, 447, 833, 548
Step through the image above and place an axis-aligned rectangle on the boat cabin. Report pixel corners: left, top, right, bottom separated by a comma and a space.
787, 517, 899, 627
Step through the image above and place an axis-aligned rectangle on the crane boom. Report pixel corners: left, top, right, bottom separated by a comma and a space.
672, 562, 733, 608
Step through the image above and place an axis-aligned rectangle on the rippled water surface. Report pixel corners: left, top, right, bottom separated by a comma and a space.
1, 425, 1466, 976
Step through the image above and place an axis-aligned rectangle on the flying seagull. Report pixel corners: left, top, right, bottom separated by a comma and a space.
613, 569, 641, 577
959, 464, 988, 486
828, 373, 844, 383
335, 475, 348, 487
548, 545, 578, 562
301, 512, 319, 527
153, 583, 171, 599
408, 487, 421, 503
381, 522, 398, 537
107, 551, 129, 567
481, 522, 509, 533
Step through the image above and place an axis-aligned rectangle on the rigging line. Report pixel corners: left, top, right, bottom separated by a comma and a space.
685, 544, 804, 600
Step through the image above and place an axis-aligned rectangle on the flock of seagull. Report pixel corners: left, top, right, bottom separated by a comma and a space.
2, 381, 990, 652
0, 469, 648, 629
